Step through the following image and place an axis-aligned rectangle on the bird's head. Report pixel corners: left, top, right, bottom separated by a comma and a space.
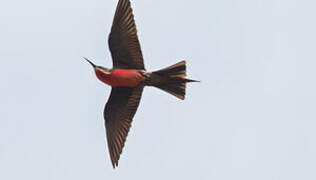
84, 57, 111, 75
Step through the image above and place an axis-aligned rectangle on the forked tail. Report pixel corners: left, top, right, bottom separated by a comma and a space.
146, 61, 199, 100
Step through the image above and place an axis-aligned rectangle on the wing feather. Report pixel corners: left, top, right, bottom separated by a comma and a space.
108, 0, 145, 69
104, 85, 144, 168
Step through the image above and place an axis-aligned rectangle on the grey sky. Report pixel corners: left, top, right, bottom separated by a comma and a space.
1, 0, 316, 179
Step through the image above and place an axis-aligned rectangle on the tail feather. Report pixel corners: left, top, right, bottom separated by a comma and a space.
147, 61, 199, 100
154, 61, 186, 78
155, 82, 186, 100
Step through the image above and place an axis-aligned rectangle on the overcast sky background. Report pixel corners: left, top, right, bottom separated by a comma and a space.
1, 0, 316, 179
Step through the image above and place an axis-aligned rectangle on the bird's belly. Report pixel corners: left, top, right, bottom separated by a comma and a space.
99, 69, 144, 87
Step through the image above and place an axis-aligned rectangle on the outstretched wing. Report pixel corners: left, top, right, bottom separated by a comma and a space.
104, 85, 144, 168
108, 0, 145, 70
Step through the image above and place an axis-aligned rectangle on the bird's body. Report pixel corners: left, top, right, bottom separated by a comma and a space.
95, 69, 145, 87
85, 0, 198, 168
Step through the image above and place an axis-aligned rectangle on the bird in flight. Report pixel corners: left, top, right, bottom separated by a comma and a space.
85, 0, 198, 168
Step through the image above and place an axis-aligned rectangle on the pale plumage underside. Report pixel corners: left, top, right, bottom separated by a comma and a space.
105, 0, 145, 168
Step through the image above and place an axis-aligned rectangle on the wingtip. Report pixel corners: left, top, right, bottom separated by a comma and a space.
111, 161, 118, 169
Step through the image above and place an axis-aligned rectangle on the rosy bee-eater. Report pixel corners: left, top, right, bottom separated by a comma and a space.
85, 0, 198, 168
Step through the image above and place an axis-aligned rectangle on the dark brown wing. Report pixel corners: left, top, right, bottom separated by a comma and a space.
104, 85, 144, 168
108, 0, 145, 70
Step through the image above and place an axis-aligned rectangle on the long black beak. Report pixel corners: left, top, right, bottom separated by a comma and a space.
83, 57, 96, 68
